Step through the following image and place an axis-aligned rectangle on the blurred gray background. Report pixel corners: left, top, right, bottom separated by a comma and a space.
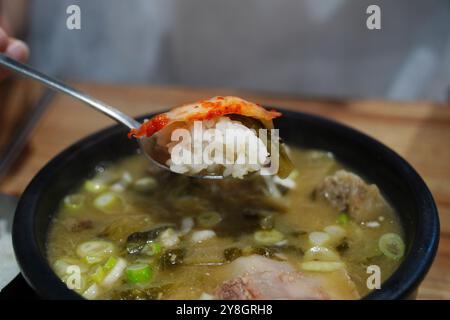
6, 0, 450, 101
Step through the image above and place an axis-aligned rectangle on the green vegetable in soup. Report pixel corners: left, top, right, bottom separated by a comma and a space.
110, 172, 133, 192
99, 215, 152, 243
82, 283, 100, 300
53, 258, 88, 277
76, 240, 115, 264
102, 257, 127, 287
304, 246, 340, 262
84, 179, 108, 194
337, 213, 350, 225
84, 170, 122, 194
142, 242, 162, 256
133, 177, 158, 193
254, 229, 284, 245
126, 264, 153, 284
63, 194, 85, 212
378, 233, 405, 260
90, 266, 106, 283
89, 256, 119, 284
104, 256, 119, 272
67, 274, 88, 294
126, 225, 173, 255
93, 192, 124, 214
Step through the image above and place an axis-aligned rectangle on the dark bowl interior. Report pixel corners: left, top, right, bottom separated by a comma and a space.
13, 109, 439, 300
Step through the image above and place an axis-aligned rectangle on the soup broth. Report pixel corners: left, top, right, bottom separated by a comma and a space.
47, 147, 404, 300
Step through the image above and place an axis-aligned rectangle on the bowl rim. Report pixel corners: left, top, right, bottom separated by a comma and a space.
12, 108, 440, 300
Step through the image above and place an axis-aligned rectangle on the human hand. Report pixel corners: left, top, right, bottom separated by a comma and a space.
0, 26, 29, 80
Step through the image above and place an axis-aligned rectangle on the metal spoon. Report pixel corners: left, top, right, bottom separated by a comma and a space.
0, 54, 223, 179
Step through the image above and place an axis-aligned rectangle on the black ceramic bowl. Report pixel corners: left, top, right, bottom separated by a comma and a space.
13, 109, 439, 300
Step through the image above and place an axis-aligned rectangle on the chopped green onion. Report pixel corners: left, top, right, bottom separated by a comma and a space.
93, 192, 123, 214
53, 258, 88, 277
82, 283, 100, 300
133, 177, 158, 193
84, 179, 108, 194
126, 264, 153, 284
84, 256, 101, 265
90, 266, 106, 283
110, 172, 134, 192
142, 242, 162, 256
337, 213, 349, 225
53, 259, 71, 277
102, 257, 127, 287
76, 240, 115, 264
103, 256, 118, 272
197, 211, 222, 228
68, 274, 87, 294
378, 233, 405, 260
63, 194, 85, 212
304, 246, 340, 262
254, 229, 284, 245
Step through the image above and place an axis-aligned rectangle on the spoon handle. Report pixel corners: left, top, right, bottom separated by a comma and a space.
0, 54, 140, 129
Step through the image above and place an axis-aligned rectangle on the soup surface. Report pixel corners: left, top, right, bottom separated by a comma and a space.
47, 148, 404, 300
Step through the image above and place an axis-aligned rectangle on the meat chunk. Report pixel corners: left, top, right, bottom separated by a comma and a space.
218, 278, 254, 300
315, 170, 387, 222
215, 255, 359, 300
226, 254, 293, 277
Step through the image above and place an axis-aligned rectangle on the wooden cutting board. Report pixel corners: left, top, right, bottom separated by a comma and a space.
1, 81, 449, 299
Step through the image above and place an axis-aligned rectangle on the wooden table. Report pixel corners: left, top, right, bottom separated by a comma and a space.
1, 81, 449, 299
